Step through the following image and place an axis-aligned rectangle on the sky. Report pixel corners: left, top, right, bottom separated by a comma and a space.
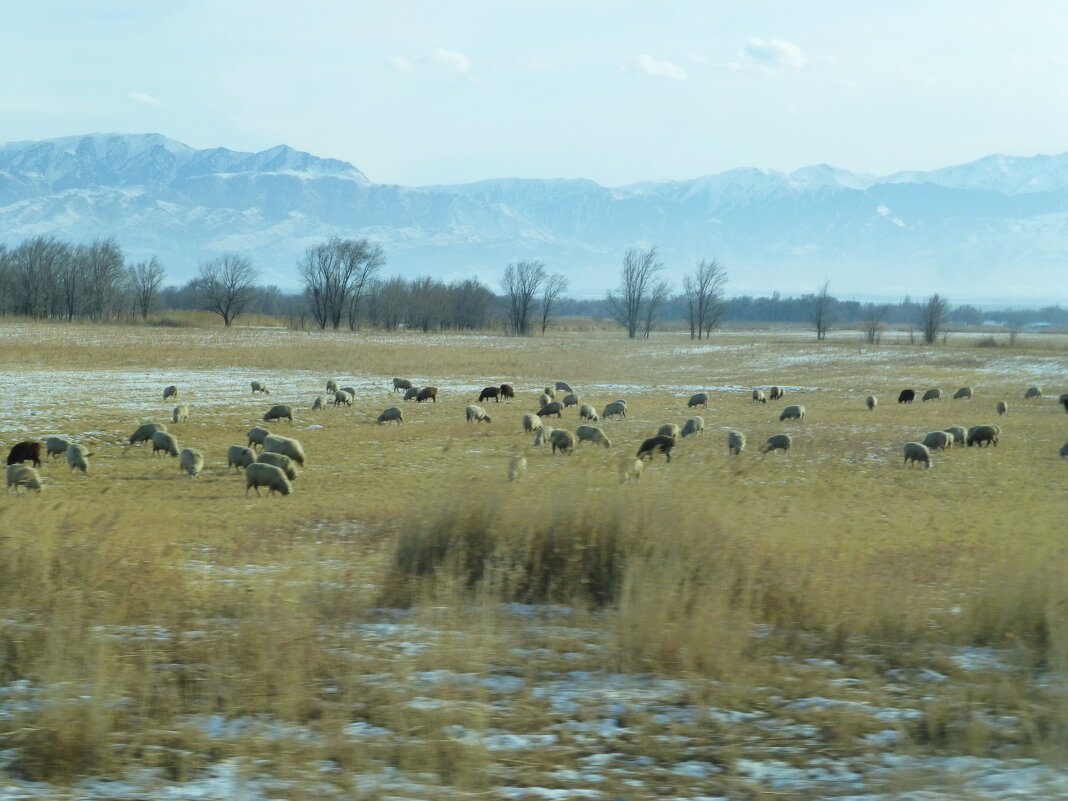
3, 1, 1068, 188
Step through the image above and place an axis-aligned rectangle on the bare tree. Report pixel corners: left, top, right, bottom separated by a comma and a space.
810, 280, 835, 341
80, 238, 126, 321
10, 236, 70, 319
540, 273, 569, 334
920, 293, 950, 344
198, 254, 259, 326
128, 257, 166, 320
298, 237, 384, 330
608, 246, 671, 339
501, 260, 546, 336
683, 258, 728, 339
861, 303, 889, 345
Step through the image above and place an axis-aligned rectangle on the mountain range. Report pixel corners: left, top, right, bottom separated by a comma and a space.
1, 132, 1065, 304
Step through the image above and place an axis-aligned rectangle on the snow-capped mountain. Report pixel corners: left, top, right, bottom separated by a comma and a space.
1, 133, 1065, 303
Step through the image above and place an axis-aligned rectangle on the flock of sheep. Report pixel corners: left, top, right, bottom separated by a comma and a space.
5, 375, 1068, 496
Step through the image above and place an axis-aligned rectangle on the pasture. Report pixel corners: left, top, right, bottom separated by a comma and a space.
1, 320, 1067, 799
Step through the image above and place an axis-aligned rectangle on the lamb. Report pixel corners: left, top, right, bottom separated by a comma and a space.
922, 430, 952, 451
922, 388, 943, 402
769, 387, 785, 401
256, 451, 299, 480
575, 424, 611, 449
6, 441, 42, 468
392, 378, 412, 393
752, 389, 768, 404
763, 434, 792, 454
996, 400, 1008, 416
326, 379, 339, 394
953, 387, 973, 400
311, 395, 324, 411
162, 385, 179, 401
46, 436, 72, 458
727, 431, 746, 455
897, 389, 916, 404
779, 404, 805, 422
227, 445, 256, 472
966, 424, 1000, 448
1024, 386, 1042, 399
687, 392, 709, 409
658, 423, 681, 439
619, 456, 643, 484
602, 400, 627, 420
554, 381, 573, 393
172, 404, 189, 423
537, 401, 564, 418
680, 416, 705, 438
944, 425, 967, 448
179, 448, 204, 477
6, 464, 43, 494
499, 384, 514, 400
636, 434, 675, 462
562, 393, 580, 408
66, 443, 91, 473
538, 393, 552, 408
903, 441, 932, 469
521, 413, 542, 433
533, 426, 555, 447
247, 426, 270, 450
129, 423, 167, 447
250, 381, 270, 395
263, 404, 294, 424
244, 462, 292, 496
378, 407, 404, 425
335, 389, 354, 407
478, 386, 501, 403
549, 429, 574, 454
507, 455, 527, 482
403, 386, 420, 401
579, 403, 599, 422
465, 405, 491, 423
416, 386, 438, 403
262, 434, 306, 466
152, 430, 179, 458
866, 395, 877, 411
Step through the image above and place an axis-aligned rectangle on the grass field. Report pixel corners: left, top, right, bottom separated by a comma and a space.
1, 320, 1066, 799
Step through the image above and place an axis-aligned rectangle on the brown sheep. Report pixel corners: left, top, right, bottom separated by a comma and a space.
392, 378, 412, 393
416, 386, 438, 403
636, 434, 676, 462
499, 384, 515, 400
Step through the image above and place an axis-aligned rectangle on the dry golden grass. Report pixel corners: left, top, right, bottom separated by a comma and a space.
1, 320, 1066, 791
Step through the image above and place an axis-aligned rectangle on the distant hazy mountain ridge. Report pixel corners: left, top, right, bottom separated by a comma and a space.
1, 133, 1065, 303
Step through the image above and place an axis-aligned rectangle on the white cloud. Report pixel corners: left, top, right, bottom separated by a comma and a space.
633, 54, 687, 81
387, 56, 413, 72
128, 91, 162, 106
428, 48, 471, 75
729, 38, 807, 73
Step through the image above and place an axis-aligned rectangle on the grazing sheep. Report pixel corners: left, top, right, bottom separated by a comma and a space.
465, 405, 491, 424
377, 407, 404, 425
227, 445, 256, 472
66, 443, 90, 473
579, 403, 599, 422
245, 462, 292, 497
479, 386, 501, 403
769, 387, 785, 401
326, 379, 340, 394
728, 431, 746, 455
162, 385, 178, 401
680, 416, 705, 438
953, 387, 973, 400
179, 448, 204, 477
256, 450, 299, 480
897, 389, 916, 404
687, 392, 709, 409
637, 434, 676, 462
311, 395, 324, 411
250, 381, 270, 395
341, 386, 357, 398
172, 404, 189, 423
922, 430, 952, 451
416, 386, 438, 403
538, 393, 552, 408
521, 413, 542, 433
944, 425, 967, 448
263, 434, 306, 466
554, 381, 573, 393
563, 393, 580, 408
507, 455, 527, 482
903, 441, 932, 469
247, 426, 270, 450
392, 378, 412, 393
866, 395, 877, 411
533, 426, 554, 447
129, 423, 167, 447
499, 384, 515, 400
537, 401, 564, 418
1061, 393, 1068, 413
45, 436, 72, 459
658, 423, 681, 439
779, 404, 805, 422
996, 400, 1008, 416
1060, 440, 1068, 458
264, 404, 294, 424
575, 424, 611, 449
619, 456, 643, 484
543, 386, 557, 399
333, 390, 354, 407
152, 431, 179, 457
1024, 386, 1042, 399
401, 387, 419, 401
967, 424, 1000, 448
6, 464, 43, 494
602, 400, 627, 420
549, 429, 574, 455
763, 434, 792, 454
922, 388, 943, 402
752, 389, 768, 404
6, 441, 42, 468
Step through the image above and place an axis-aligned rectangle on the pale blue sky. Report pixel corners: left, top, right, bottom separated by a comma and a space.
3, 1, 1067, 186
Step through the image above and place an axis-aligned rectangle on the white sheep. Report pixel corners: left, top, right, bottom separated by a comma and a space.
728, 431, 746, 455
326, 379, 339, 394
538, 392, 552, 408
256, 451, 299, 480
263, 404, 294, 424
263, 434, 306, 466
619, 456, 643, 484
152, 430, 179, 457
922, 430, 952, 451
6, 463, 43, 494
562, 393, 580, 408
578, 403, 599, 422
507, 455, 527, 482
465, 405, 491, 424
680, 416, 705, 438
602, 400, 627, 420
687, 392, 709, 409
179, 448, 204, 477
866, 395, 877, 411
46, 436, 72, 459
543, 386, 557, 399
922, 388, 943, 402
752, 389, 768, 404
903, 441, 932, 468
1024, 386, 1042, 399
247, 426, 270, 450
521, 413, 543, 433
334, 390, 354, 407
378, 407, 404, 424
66, 443, 91, 473
129, 422, 167, 447
779, 404, 805, 422
549, 429, 574, 454
312, 395, 324, 411
575, 424, 611, 449
657, 423, 681, 439
763, 433, 792, 454
533, 426, 554, 447
944, 425, 967, 448
250, 381, 270, 395
172, 404, 189, 423
244, 462, 292, 496
227, 445, 256, 472
996, 400, 1008, 416
162, 385, 179, 401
